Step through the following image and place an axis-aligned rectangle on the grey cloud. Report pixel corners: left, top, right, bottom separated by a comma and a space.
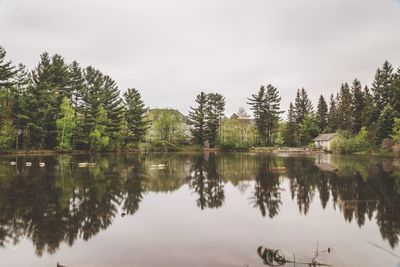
1, 0, 399, 116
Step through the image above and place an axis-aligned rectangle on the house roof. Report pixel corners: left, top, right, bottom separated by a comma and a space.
313, 133, 337, 141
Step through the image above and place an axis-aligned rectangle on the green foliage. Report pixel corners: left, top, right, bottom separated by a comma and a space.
316, 95, 328, 132
188, 92, 225, 147
0, 120, 14, 151
147, 109, 187, 143
123, 88, 149, 147
331, 127, 371, 154
299, 114, 319, 146
391, 117, 400, 143
351, 79, 364, 133
205, 93, 225, 147
219, 116, 257, 150
188, 92, 207, 146
375, 105, 397, 145
247, 84, 283, 146
337, 83, 353, 131
56, 97, 76, 150
89, 106, 110, 151
144, 140, 181, 152
328, 93, 339, 131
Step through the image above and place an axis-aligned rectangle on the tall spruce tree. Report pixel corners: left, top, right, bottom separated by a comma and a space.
247, 86, 266, 145
205, 93, 225, 148
328, 94, 338, 131
375, 105, 397, 145
247, 84, 282, 146
391, 67, 400, 112
285, 102, 296, 146
293, 88, 313, 145
24, 53, 70, 148
188, 92, 208, 146
361, 86, 375, 128
0, 46, 16, 88
351, 79, 364, 134
316, 95, 328, 132
337, 83, 353, 132
372, 61, 394, 120
123, 88, 149, 147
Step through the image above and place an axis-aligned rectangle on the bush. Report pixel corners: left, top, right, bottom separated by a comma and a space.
147, 141, 181, 152
331, 128, 371, 154
219, 141, 250, 151
0, 121, 14, 151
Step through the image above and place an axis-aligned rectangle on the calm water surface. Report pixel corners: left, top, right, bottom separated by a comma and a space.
0, 152, 399, 267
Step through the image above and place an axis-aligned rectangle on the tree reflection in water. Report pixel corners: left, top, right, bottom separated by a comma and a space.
0, 153, 399, 255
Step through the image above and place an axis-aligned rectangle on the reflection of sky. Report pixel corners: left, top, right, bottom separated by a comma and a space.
0, 182, 399, 267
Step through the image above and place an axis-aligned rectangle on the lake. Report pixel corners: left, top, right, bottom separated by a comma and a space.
0, 152, 399, 267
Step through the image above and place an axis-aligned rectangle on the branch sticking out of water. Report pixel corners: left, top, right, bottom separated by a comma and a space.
257, 243, 333, 266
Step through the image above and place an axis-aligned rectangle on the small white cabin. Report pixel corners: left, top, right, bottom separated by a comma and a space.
313, 133, 342, 151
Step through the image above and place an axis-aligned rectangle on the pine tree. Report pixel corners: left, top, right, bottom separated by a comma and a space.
328, 94, 338, 131
284, 102, 296, 146
391, 67, 400, 112
24, 52, 70, 148
264, 84, 283, 145
315, 95, 328, 132
293, 88, 313, 145
80, 67, 124, 149
247, 86, 266, 145
206, 93, 225, 148
375, 105, 397, 145
247, 84, 282, 146
0, 46, 16, 88
361, 86, 375, 128
188, 92, 208, 146
337, 83, 353, 132
372, 61, 394, 119
351, 79, 364, 134
123, 88, 149, 147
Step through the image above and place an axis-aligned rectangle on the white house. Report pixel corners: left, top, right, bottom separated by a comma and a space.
313, 133, 343, 151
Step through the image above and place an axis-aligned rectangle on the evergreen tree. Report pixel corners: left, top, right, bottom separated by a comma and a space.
247, 86, 266, 145
328, 94, 338, 131
351, 79, 364, 134
247, 84, 282, 146
361, 86, 375, 128
264, 84, 283, 145
294, 88, 313, 123
375, 105, 397, 145
293, 88, 313, 145
391, 67, 400, 112
284, 102, 296, 146
205, 93, 225, 148
0, 46, 16, 88
80, 67, 124, 149
24, 53, 70, 148
123, 88, 149, 147
188, 92, 208, 146
337, 83, 353, 132
372, 61, 394, 119
299, 114, 319, 145
56, 97, 76, 149
315, 95, 328, 132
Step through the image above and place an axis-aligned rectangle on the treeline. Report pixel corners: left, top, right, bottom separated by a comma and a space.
0, 46, 148, 151
1, 45, 400, 152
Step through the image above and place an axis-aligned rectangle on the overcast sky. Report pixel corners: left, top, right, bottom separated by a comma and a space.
1, 0, 400, 116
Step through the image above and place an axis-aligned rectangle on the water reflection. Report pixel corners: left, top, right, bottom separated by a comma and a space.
0, 152, 399, 256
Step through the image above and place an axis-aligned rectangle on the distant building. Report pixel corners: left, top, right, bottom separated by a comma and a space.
313, 133, 343, 151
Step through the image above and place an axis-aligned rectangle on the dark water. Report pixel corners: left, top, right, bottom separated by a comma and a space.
0, 152, 399, 267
